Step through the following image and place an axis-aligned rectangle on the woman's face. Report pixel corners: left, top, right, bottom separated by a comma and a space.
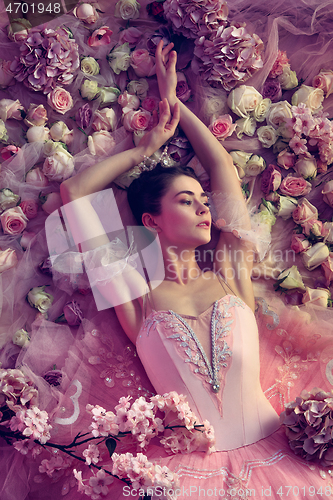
149, 175, 211, 249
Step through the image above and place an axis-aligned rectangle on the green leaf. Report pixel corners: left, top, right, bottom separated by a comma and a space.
105, 437, 117, 457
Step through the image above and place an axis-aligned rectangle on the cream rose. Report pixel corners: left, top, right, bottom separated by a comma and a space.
43, 150, 74, 182
291, 85, 324, 114
0, 188, 20, 213
98, 86, 121, 104
47, 87, 74, 115
0, 247, 18, 273
301, 242, 330, 271
81, 57, 100, 76
26, 126, 50, 143
322, 180, 333, 208
27, 286, 53, 314
322, 222, 333, 243
257, 125, 278, 148
278, 66, 298, 90
80, 79, 100, 100
24, 104, 48, 127
0, 119, 8, 142
235, 116, 256, 139
49, 122, 73, 145
88, 131, 116, 156
276, 265, 305, 290
276, 196, 297, 220
292, 198, 318, 225
293, 156, 317, 180
302, 287, 330, 308
227, 85, 263, 118
114, 0, 140, 20
253, 98, 271, 122
266, 101, 292, 129
312, 70, 333, 98
0, 99, 24, 121
73, 3, 99, 23
107, 43, 131, 75
0, 206, 28, 235
92, 108, 117, 132
13, 329, 30, 348
244, 155, 266, 177
127, 79, 149, 99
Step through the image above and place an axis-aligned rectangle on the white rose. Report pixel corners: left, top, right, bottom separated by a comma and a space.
293, 156, 317, 180
114, 0, 140, 20
127, 78, 149, 99
80, 79, 100, 100
13, 328, 30, 348
301, 242, 330, 271
257, 125, 278, 148
278, 66, 298, 90
0, 119, 8, 141
266, 101, 292, 129
107, 43, 131, 75
253, 98, 271, 122
43, 141, 72, 157
277, 265, 305, 290
227, 85, 263, 118
276, 196, 298, 219
235, 116, 257, 139
42, 150, 74, 182
98, 86, 121, 104
81, 57, 100, 76
26, 126, 50, 143
291, 85, 324, 114
27, 286, 53, 313
0, 188, 20, 213
302, 287, 330, 308
244, 155, 266, 176
230, 150, 252, 169
88, 131, 116, 156
49, 122, 73, 145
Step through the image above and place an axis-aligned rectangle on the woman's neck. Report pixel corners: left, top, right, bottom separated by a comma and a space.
162, 246, 202, 284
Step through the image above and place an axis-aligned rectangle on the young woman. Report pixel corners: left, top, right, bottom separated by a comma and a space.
60, 41, 332, 498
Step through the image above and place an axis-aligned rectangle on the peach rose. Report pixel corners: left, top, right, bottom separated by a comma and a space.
277, 149, 296, 169
25, 167, 49, 187
322, 222, 333, 244
322, 180, 333, 208
73, 3, 99, 24
87, 131, 116, 156
130, 49, 155, 78
92, 108, 117, 132
276, 265, 305, 290
302, 287, 330, 308
312, 70, 333, 98
209, 115, 236, 140
24, 104, 48, 127
123, 108, 151, 132
0, 60, 15, 89
26, 126, 50, 143
290, 233, 311, 253
279, 175, 312, 197
0, 206, 28, 235
19, 199, 39, 220
0, 247, 18, 273
0, 99, 24, 121
47, 87, 74, 115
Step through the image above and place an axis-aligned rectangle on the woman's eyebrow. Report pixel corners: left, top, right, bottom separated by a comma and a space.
174, 190, 208, 198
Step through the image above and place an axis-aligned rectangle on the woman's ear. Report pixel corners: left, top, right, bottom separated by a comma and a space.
142, 213, 161, 232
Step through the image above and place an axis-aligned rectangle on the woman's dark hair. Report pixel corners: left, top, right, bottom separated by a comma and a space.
127, 163, 200, 226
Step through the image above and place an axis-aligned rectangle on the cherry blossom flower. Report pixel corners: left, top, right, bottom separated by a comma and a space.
83, 443, 100, 465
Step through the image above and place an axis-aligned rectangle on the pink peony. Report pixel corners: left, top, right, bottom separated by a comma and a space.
130, 49, 155, 78
25, 167, 49, 187
123, 108, 151, 132
88, 26, 113, 47
208, 114, 236, 140
0, 206, 28, 235
47, 87, 74, 115
279, 175, 312, 197
19, 200, 39, 220
88, 131, 116, 156
260, 164, 282, 195
0, 99, 24, 121
24, 104, 48, 127
0, 60, 15, 89
73, 3, 99, 24
0, 248, 18, 272
0, 145, 20, 161
321, 253, 333, 286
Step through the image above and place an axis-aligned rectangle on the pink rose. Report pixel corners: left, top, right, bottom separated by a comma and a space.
301, 218, 322, 237
88, 26, 113, 47
321, 253, 333, 286
0, 61, 15, 89
25, 167, 49, 188
49, 122, 73, 146
277, 149, 296, 169
0, 99, 24, 121
118, 91, 140, 113
302, 287, 330, 308
0, 248, 18, 272
92, 108, 117, 132
24, 104, 48, 127
0, 206, 28, 235
87, 131, 116, 156
123, 108, 151, 132
176, 72, 191, 102
0, 145, 20, 161
322, 180, 333, 208
279, 175, 312, 197
73, 3, 99, 24
290, 233, 311, 253
208, 114, 236, 140
312, 70, 333, 98
260, 164, 282, 195
47, 87, 74, 115
292, 198, 318, 225
26, 126, 50, 143
19, 199, 39, 220
141, 96, 159, 113
41, 192, 63, 214
43, 151, 74, 182
118, 27, 142, 47
130, 49, 155, 77
20, 231, 36, 250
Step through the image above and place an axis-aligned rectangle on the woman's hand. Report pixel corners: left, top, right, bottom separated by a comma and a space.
155, 41, 178, 108
137, 98, 180, 157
